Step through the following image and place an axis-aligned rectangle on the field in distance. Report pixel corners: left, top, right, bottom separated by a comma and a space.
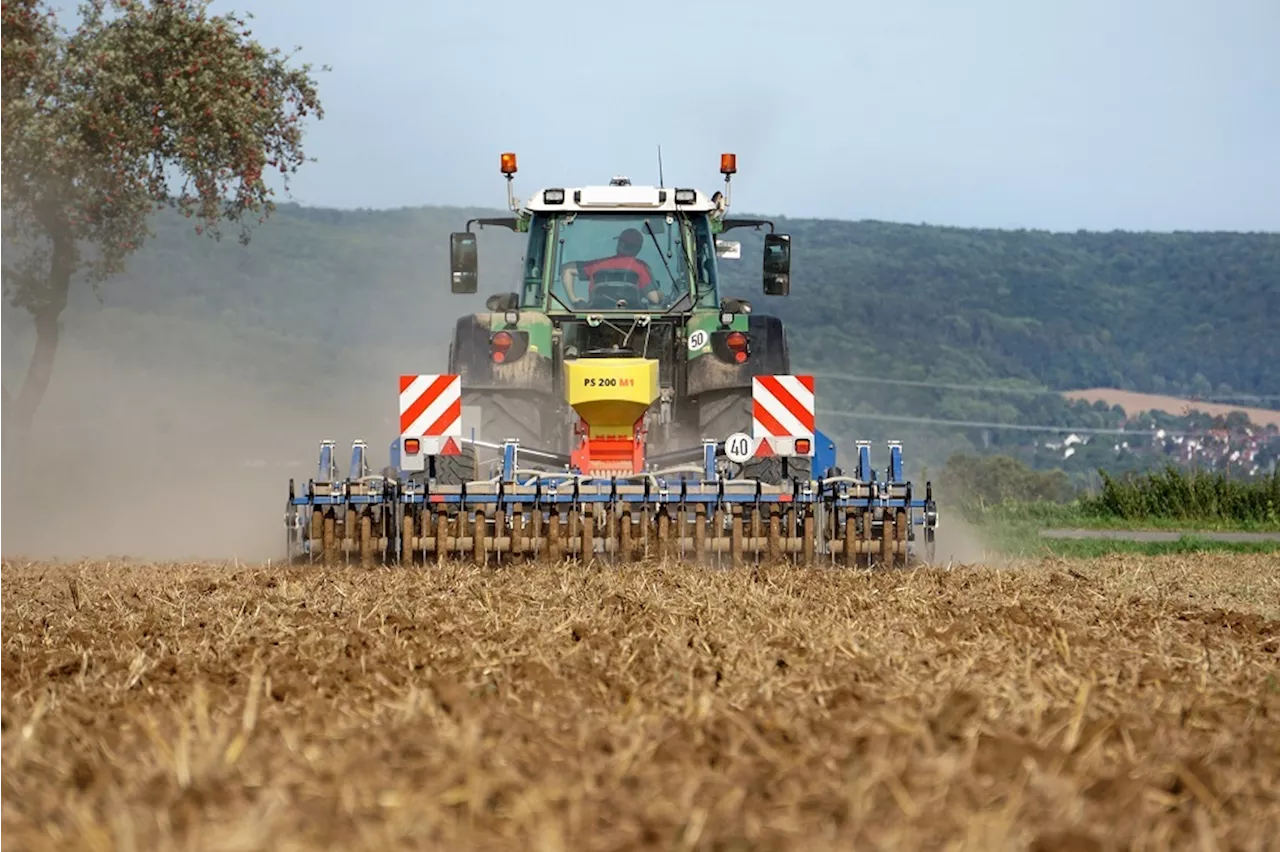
1062, 387, 1280, 428
3, 555, 1277, 850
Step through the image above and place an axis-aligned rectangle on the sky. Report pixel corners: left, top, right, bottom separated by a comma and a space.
197, 0, 1276, 231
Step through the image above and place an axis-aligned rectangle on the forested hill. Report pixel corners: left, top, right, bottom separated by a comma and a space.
4, 202, 1278, 478
716, 218, 1279, 403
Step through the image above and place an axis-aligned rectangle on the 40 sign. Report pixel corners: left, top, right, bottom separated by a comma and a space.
723, 431, 757, 464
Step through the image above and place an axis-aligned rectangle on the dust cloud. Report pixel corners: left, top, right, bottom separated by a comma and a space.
2, 317, 447, 563
929, 513, 1003, 567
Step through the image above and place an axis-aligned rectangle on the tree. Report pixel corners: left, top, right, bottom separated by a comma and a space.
1, 0, 324, 437
1224, 410, 1251, 433
938, 453, 1076, 511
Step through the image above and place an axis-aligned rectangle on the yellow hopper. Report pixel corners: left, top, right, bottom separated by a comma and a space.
562, 357, 659, 474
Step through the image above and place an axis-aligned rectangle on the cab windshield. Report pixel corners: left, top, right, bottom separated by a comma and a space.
542, 212, 712, 311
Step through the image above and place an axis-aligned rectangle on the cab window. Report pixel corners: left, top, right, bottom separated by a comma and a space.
520, 214, 551, 308
549, 213, 694, 310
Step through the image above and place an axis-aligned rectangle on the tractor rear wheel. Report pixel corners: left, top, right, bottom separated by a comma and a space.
741, 454, 813, 485
432, 444, 482, 486
433, 391, 553, 485
696, 388, 812, 485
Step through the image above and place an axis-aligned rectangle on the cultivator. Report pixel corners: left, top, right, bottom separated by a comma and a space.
284, 369, 939, 568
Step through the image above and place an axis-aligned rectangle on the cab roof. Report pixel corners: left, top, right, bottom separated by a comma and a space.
523, 180, 719, 214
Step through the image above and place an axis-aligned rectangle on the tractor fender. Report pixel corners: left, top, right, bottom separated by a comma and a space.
686, 313, 791, 397
448, 314, 554, 391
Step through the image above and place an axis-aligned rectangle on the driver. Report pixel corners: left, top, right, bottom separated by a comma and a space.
561, 228, 662, 308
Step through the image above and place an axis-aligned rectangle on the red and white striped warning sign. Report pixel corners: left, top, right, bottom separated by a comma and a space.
399, 374, 462, 453
752, 374, 815, 456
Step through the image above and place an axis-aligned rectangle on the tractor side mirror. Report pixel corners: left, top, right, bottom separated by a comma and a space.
450, 232, 478, 293
762, 233, 791, 296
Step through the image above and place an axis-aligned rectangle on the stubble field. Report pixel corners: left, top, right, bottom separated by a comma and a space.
3, 554, 1278, 851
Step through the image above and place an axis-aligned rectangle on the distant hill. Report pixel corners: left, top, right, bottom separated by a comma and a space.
714, 218, 1279, 399
4, 202, 1278, 482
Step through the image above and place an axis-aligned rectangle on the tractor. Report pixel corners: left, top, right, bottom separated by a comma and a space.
283, 152, 940, 567
435, 152, 811, 486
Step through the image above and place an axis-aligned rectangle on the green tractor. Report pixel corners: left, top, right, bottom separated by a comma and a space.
441, 151, 807, 484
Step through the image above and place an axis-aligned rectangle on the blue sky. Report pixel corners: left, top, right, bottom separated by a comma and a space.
216, 0, 1276, 231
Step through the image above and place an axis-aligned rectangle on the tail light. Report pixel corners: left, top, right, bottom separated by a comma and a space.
795, 438, 811, 454
726, 331, 748, 364
487, 329, 529, 365
404, 438, 421, 454
491, 330, 513, 363
710, 329, 751, 364
726, 332, 747, 360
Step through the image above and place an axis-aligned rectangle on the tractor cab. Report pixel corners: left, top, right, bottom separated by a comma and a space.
439, 152, 802, 469
447, 153, 794, 316
519, 181, 722, 315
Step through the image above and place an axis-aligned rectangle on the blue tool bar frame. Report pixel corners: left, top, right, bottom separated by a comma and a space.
289, 437, 936, 515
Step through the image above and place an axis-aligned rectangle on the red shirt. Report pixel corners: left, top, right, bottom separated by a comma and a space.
579, 255, 654, 291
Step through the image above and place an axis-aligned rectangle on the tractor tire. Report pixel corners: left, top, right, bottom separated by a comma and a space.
696, 387, 753, 442
741, 454, 812, 485
696, 388, 812, 485
433, 390, 553, 486
432, 444, 482, 486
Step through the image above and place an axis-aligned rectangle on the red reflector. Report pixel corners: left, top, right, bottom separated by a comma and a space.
796, 438, 811, 454
492, 350, 506, 363
726, 331, 747, 350
733, 350, 747, 364
404, 438, 421, 454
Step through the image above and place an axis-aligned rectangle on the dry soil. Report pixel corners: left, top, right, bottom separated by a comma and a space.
3, 554, 1278, 851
